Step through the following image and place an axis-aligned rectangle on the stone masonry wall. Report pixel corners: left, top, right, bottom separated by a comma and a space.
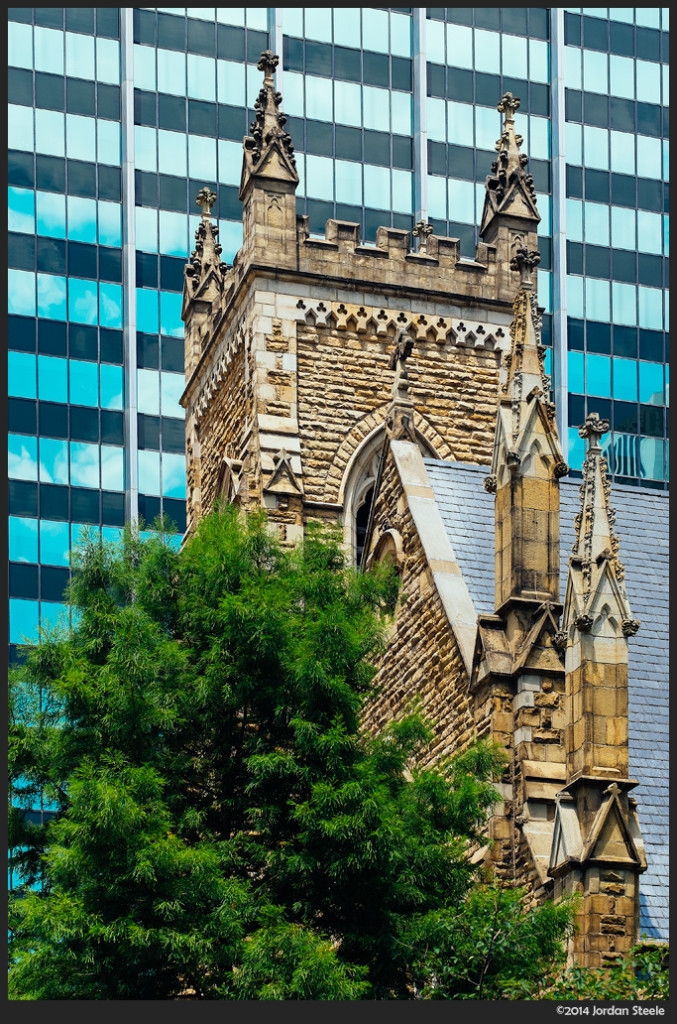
296, 320, 503, 506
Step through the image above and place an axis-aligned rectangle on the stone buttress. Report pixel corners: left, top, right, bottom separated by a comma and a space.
548, 414, 646, 967
470, 231, 570, 895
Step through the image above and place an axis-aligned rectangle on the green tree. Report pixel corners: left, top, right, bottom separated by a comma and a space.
9, 505, 577, 999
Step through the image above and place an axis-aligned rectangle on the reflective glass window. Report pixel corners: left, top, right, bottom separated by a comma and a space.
7, 104, 33, 153
611, 207, 636, 251
305, 75, 333, 123
101, 446, 124, 491
8, 21, 33, 69
70, 441, 100, 488
612, 358, 638, 402
390, 12, 412, 58
448, 101, 473, 148
564, 45, 582, 91
135, 126, 157, 173
216, 60, 246, 107
586, 353, 612, 398
135, 208, 158, 253
39, 437, 69, 485
99, 282, 123, 329
391, 91, 412, 136
98, 201, 122, 248
609, 131, 635, 176
639, 437, 664, 480
567, 275, 584, 318
9, 435, 38, 481
363, 164, 390, 211
139, 449, 161, 495
333, 7, 360, 48
8, 352, 37, 400
636, 135, 662, 180
161, 453, 186, 498
40, 520, 71, 566
305, 154, 334, 201
449, 178, 475, 225
96, 37, 121, 85
8, 187, 35, 234
138, 368, 160, 416
637, 286, 663, 331
158, 130, 187, 179
585, 278, 610, 321
567, 426, 585, 471
392, 170, 412, 215
188, 134, 216, 180
9, 517, 39, 564
334, 80, 361, 128
68, 278, 98, 326
37, 274, 68, 321
159, 291, 183, 338
475, 106, 500, 151
159, 210, 188, 258
503, 33, 528, 78
635, 59, 661, 105
8, 269, 36, 317
306, 8, 332, 43
612, 282, 637, 326
157, 48, 187, 97
583, 49, 608, 95
583, 126, 608, 171
136, 289, 159, 334
528, 116, 550, 160
65, 31, 96, 80
35, 109, 66, 158
38, 355, 68, 403
584, 202, 609, 247
637, 211, 663, 256
41, 602, 69, 632
567, 350, 585, 392
34, 27, 64, 75
69, 359, 99, 407
565, 122, 583, 165
160, 371, 185, 418
134, 42, 157, 91
362, 9, 389, 54
473, 29, 500, 75
609, 55, 634, 100
187, 53, 216, 101
9, 598, 40, 645
67, 196, 97, 244
334, 159, 363, 205
97, 120, 121, 166
100, 364, 124, 410
36, 192, 67, 240
529, 38, 549, 83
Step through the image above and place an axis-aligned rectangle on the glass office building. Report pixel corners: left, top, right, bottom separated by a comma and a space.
7, 9, 669, 679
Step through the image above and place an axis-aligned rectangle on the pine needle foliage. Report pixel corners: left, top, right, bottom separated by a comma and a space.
7, 504, 585, 999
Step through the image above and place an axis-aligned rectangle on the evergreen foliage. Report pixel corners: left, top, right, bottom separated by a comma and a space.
8, 506, 667, 1000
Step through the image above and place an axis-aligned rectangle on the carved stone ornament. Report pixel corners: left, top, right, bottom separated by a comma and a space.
553, 460, 569, 479
574, 612, 594, 633
412, 220, 433, 254
244, 50, 297, 171
483, 474, 497, 493
552, 630, 569, 651
621, 618, 641, 637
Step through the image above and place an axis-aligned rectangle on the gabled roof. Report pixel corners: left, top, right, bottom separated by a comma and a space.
424, 458, 669, 940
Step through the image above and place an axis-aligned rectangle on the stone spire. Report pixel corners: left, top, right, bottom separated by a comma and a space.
487, 245, 568, 610
550, 414, 646, 969
238, 51, 300, 271
562, 413, 640, 650
239, 50, 299, 200
480, 92, 540, 240
181, 187, 227, 377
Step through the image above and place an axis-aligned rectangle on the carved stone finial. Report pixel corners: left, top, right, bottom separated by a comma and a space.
257, 49, 279, 80
579, 412, 609, 454
195, 187, 217, 218
412, 220, 433, 254
509, 244, 541, 289
497, 91, 520, 123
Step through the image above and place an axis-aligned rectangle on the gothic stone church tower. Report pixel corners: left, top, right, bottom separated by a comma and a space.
181, 53, 654, 967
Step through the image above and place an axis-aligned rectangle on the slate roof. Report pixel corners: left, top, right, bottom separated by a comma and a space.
424, 459, 669, 941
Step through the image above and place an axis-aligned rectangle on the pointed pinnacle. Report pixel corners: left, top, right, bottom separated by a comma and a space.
579, 412, 609, 454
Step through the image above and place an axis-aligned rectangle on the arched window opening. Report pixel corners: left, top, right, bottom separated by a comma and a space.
355, 485, 374, 567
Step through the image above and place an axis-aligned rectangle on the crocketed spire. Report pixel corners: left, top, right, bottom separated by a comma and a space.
184, 187, 226, 291
480, 92, 540, 238
562, 413, 640, 638
239, 51, 299, 199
